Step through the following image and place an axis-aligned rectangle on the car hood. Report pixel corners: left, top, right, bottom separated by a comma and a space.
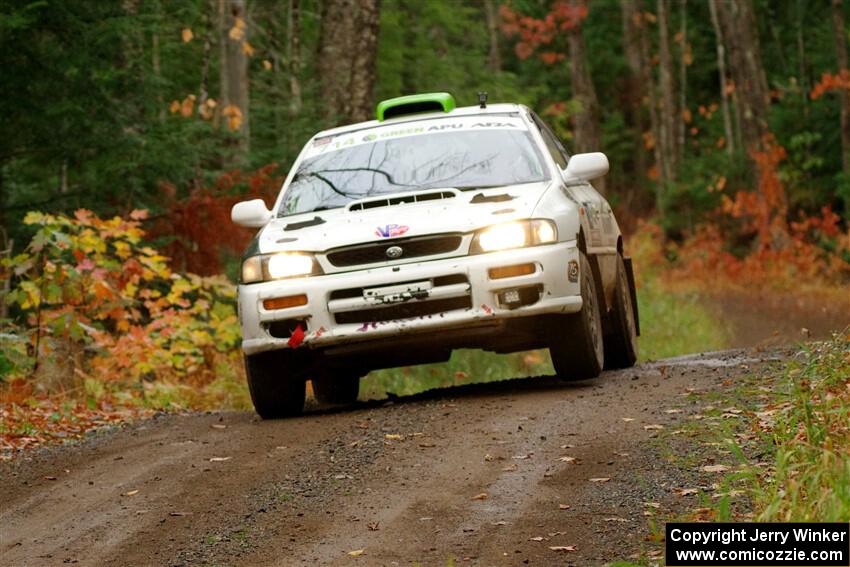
255, 181, 554, 254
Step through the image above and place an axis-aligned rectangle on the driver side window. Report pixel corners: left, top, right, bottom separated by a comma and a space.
530, 112, 570, 169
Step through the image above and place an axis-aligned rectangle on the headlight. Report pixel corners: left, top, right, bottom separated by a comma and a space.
471, 220, 558, 253
240, 253, 321, 284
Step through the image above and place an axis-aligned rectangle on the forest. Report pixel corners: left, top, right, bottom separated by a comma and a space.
1, 0, 849, 440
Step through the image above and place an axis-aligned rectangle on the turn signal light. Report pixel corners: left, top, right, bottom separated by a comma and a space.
488, 263, 536, 280
263, 294, 308, 310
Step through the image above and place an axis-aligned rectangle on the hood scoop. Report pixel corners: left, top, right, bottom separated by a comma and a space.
347, 189, 459, 212
284, 216, 326, 231
470, 192, 515, 204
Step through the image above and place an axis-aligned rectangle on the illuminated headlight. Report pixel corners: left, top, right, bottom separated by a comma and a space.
471, 220, 557, 253
240, 253, 320, 284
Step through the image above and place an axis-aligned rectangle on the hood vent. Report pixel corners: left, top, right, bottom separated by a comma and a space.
347, 190, 458, 212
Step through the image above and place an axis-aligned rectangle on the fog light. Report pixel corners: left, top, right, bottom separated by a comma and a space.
488, 263, 536, 279
263, 294, 308, 310
568, 260, 579, 283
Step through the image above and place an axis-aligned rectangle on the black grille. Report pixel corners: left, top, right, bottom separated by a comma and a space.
334, 296, 472, 325
328, 274, 469, 301
326, 235, 463, 267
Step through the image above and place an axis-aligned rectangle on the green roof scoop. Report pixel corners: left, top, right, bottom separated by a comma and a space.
375, 92, 456, 121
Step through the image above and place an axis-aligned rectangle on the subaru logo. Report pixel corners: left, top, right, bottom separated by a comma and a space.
386, 245, 403, 259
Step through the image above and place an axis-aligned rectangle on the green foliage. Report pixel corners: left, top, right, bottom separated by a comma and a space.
752, 334, 850, 521
2, 209, 240, 386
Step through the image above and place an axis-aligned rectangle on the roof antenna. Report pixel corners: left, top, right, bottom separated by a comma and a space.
478, 91, 488, 109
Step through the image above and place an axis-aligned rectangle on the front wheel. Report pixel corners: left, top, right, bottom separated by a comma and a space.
547, 251, 604, 381
244, 350, 308, 419
603, 254, 639, 369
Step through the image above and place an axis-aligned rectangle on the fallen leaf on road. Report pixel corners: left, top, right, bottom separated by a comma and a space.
558, 456, 576, 463
209, 457, 231, 462
471, 493, 488, 500
643, 424, 664, 430
589, 477, 611, 483
560, 444, 574, 449
559, 504, 570, 510
44, 476, 57, 481
674, 488, 699, 496
664, 409, 683, 414
549, 546, 577, 552
512, 454, 530, 460
621, 417, 635, 422
124, 490, 139, 496
384, 434, 403, 440
605, 517, 628, 522
702, 464, 730, 473
530, 536, 545, 542
210, 424, 227, 429
348, 549, 365, 557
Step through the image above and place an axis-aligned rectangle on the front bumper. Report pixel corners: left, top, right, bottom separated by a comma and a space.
238, 240, 582, 355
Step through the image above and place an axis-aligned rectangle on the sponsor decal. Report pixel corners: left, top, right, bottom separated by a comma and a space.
375, 224, 409, 238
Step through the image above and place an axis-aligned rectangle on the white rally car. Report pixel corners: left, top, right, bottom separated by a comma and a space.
231, 93, 639, 418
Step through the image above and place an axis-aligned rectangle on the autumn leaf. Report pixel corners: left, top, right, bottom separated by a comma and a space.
242, 41, 255, 56
181, 28, 193, 43
262, 59, 272, 71
549, 546, 577, 552
589, 477, 611, 483
124, 489, 139, 496
702, 464, 729, 473
348, 549, 365, 557
209, 456, 231, 462
228, 17, 246, 41
471, 493, 488, 500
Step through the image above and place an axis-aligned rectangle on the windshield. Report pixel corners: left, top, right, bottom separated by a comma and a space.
279, 121, 548, 216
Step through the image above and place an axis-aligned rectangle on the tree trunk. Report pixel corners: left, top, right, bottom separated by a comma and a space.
833, 0, 850, 173
624, 0, 666, 213
657, 0, 678, 184
288, 0, 303, 118
484, 0, 502, 72
714, 0, 770, 156
567, 0, 604, 194
349, 0, 381, 123
318, 0, 381, 125
220, 0, 250, 156
708, 0, 735, 156
677, 0, 687, 153
621, 0, 649, 207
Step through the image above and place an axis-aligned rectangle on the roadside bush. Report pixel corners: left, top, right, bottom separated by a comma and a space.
1, 209, 242, 398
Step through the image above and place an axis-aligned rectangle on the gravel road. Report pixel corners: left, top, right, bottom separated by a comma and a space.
1, 350, 773, 566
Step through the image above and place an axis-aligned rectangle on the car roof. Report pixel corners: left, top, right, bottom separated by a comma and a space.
312, 103, 529, 139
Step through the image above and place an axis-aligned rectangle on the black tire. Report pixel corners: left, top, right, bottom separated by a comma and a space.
312, 371, 361, 405
604, 254, 639, 369
244, 350, 308, 419
548, 251, 604, 380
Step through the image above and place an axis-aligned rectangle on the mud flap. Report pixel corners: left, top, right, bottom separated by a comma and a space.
623, 256, 640, 336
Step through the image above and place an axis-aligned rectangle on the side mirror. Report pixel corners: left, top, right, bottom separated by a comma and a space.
563, 152, 609, 182
231, 199, 272, 228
